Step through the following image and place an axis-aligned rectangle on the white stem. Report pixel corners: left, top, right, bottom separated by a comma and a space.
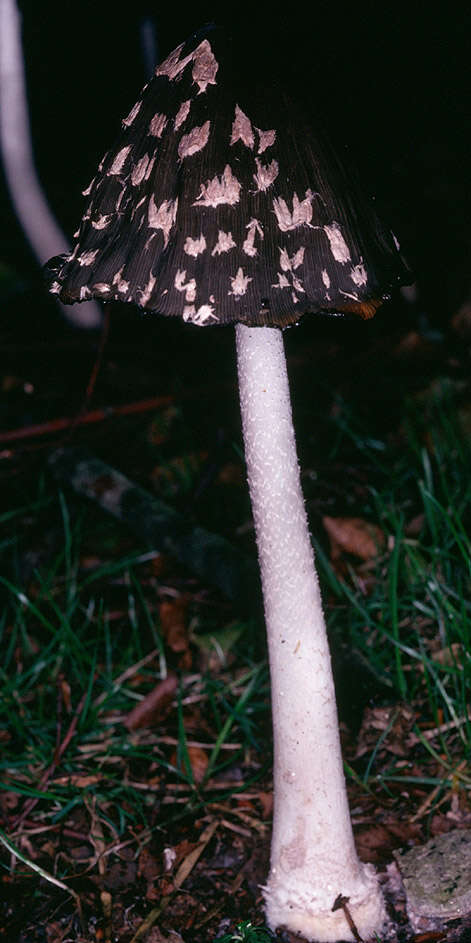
0, 0, 102, 328
235, 323, 384, 942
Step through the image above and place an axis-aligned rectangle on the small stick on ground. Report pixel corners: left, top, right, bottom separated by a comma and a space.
331, 894, 363, 942
0, 395, 173, 444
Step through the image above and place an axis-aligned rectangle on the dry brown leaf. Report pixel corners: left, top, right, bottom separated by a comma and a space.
39, 841, 56, 858
323, 516, 385, 561
84, 796, 107, 876
100, 889, 112, 923
173, 819, 218, 888
356, 704, 416, 758
59, 676, 72, 712
124, 674, 177, 730
159, 598, 189, 654
412, 932, 448, 943
234, 795, 256, 811
171, 839, 196, 868
186, 746, 208, 784
154, 876, 175, 899
430, 642, 464, 669
53, 774, 101, 787
138, 847, 161, 884
169, 745, 208, 784
355, 820, 421, 864
256, 791, 274, 819
104, 857, 138, 890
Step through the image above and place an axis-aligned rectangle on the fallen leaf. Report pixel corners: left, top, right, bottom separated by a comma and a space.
171, 839, 196, 868
124, 674, 177, 730
430, 642, 464, 669
101, 857, 137, 890
356, 704, 416, 758
84, 796, 107, 876
154, 876, 175, 899
355, 820, 421, 864
173, 820, 218, 888
323, 516, 385, 561
39, 841, 56, 858
138, 847, 161, 884
160, 598, 189, 655
170, 745, 208, 784
256, 792, 274, 819
413, 932, 448, 942
186, 746, 208, 784
59, 676, 72, 713
53, 774, 102, 787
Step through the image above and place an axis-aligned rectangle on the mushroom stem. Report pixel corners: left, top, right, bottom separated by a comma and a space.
0, 0, 102, 328
235, 323, 384, 943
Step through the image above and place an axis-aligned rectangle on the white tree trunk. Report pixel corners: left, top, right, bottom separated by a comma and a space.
235, 323, 384, 942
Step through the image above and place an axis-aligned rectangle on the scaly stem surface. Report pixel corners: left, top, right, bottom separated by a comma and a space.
235, 323, 384, 942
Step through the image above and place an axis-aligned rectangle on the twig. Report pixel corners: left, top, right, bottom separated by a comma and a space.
332, 894, 363, 942
410, 714, 471, 744
0, 395, 173, 444
210, 801, 267, 835
100, 890, 112, 943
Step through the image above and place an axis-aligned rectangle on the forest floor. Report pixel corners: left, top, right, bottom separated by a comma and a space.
1, 284, 471, 943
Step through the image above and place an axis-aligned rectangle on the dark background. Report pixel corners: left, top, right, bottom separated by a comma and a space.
1, 0, 469, 328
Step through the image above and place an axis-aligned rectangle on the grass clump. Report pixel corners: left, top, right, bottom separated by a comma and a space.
316, 383, 471, 800
1, 377, 471, 937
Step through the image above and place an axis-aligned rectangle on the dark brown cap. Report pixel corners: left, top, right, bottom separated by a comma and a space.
46, 25, 412, 328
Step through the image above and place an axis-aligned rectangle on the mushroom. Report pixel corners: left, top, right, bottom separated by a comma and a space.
0, 0, 102, 328
46, 26, 411, 942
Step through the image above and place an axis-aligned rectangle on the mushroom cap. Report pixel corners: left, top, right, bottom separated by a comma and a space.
46, 25, 412, 328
